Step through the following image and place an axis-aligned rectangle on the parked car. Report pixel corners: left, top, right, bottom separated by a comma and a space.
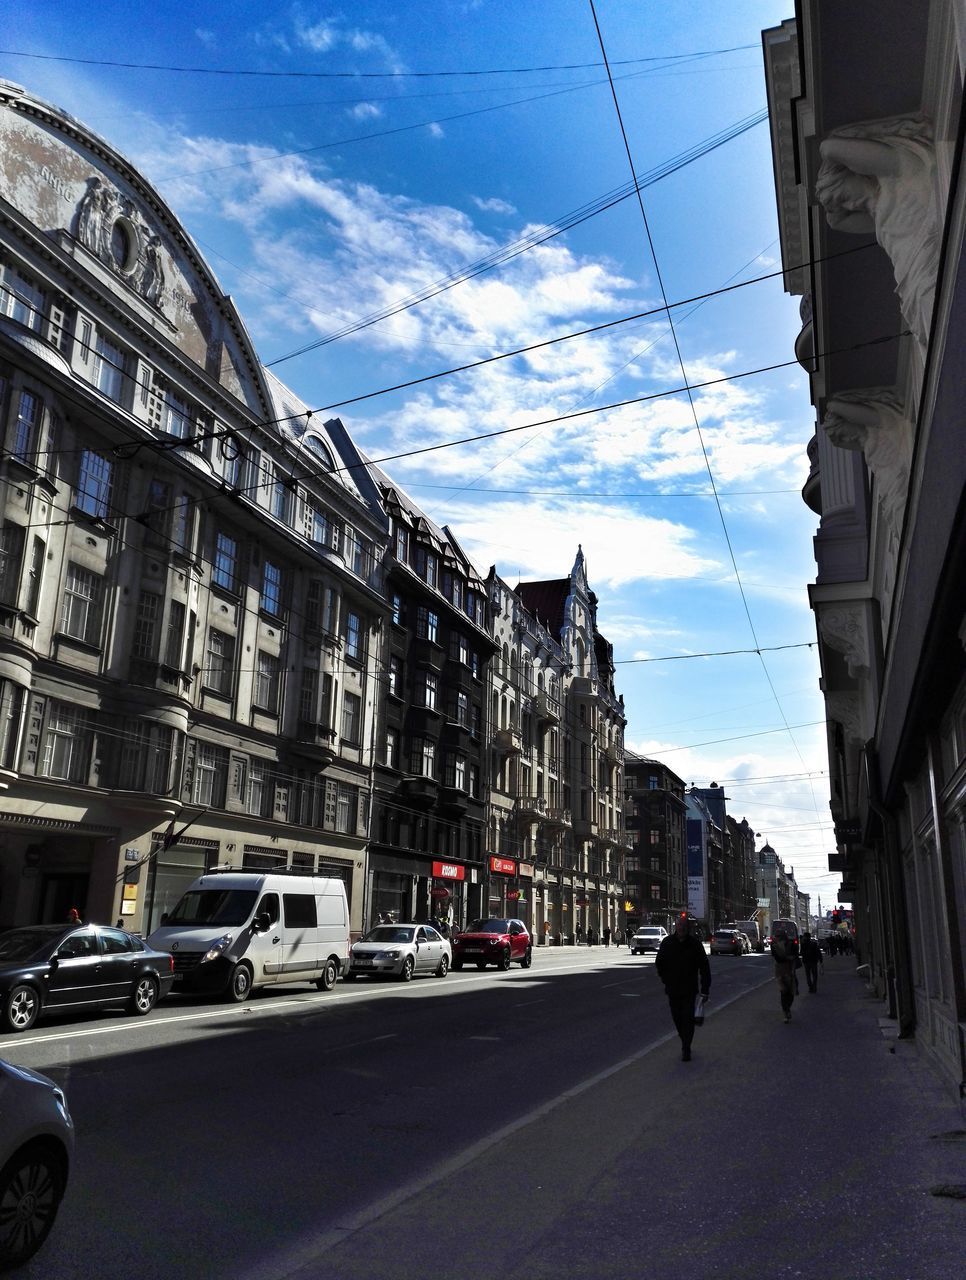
737, 931, 753, 954
630, 926, 668, 954
451, 919, 532, 970
709, 928, 746, 957
0, 1057, 74, 1268
345, 924, 451, 981
0, 924, 175, 1033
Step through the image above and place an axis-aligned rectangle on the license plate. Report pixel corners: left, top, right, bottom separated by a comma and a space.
354, 959, 373, 967
464, 947, 481, 953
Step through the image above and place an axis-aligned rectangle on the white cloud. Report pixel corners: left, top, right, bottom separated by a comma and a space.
472, 195, 517, 216
348, 102, 383, 122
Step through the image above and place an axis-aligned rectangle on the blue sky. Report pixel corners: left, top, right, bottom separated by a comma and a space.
2, 2, 844, 910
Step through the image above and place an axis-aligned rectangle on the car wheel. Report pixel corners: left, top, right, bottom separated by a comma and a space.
499, 947, 512, 971
315, 959, 339, 991
2, 984, 40, 1033
129, 975, 159, 1016
519, 946, 532, 969
435, 954, 450, 978
0, 1141, 68, 1269
400, 956, 415, 982
227, 964, 253, 1003
475, 961, 487, 971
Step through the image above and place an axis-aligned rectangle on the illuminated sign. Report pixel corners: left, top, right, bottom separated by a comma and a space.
489, 856, 516, 875
432, 861, 465, 881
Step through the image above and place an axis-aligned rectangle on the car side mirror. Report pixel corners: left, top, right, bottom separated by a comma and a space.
49, 956, 60, 970
160, 912, 169, 925
252, 912, 270, 933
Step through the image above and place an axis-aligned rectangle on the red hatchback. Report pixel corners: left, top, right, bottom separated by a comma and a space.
452, 918, 532, 971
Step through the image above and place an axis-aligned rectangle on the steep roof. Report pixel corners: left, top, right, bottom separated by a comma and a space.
515, 578, 569, 639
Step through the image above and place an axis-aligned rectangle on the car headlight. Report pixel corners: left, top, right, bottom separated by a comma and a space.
383, 950, 401, 960
488, 937, 501, 945
202, 934, 234, 963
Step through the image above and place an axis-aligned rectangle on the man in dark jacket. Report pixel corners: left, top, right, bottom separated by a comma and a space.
656, 915, 711, 1061
800, 930, 823, 993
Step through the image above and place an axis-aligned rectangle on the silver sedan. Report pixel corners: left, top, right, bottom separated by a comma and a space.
345, 924, 451, 981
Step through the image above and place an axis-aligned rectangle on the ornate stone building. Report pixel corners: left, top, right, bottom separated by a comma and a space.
764, 1, 966, 1094
0, 82, 388, 933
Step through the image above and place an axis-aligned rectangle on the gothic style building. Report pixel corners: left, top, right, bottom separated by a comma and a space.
764, 1, 966, 1094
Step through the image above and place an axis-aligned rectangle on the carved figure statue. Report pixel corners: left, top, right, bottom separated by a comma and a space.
822, 389, 914, 550
141, 235, 166, 307
77, 176, 114, 258
816, 114, 939, 348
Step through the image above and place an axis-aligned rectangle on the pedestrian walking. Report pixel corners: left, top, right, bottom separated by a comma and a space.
655, 914, 711, 1062
575, 923, 584, 946
801, 930, 823, 993
67, 906, 82, 924
772, 924, 799, 1021
615, 927, 623, 948
603, 926, 612, 947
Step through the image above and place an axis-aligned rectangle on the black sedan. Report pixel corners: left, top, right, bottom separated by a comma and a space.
0, 924, 175, 1033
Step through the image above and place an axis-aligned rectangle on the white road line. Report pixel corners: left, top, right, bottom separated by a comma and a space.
240, 974, 774, 1280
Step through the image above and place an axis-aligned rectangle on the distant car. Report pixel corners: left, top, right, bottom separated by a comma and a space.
737, 931, 753, 954
0, 924, 175, 1033
345, 924, 451, 981
451, 918, 532, 971
0, 1057, 74, 1268
710, 928, 745, 957
630, 926, 668, 954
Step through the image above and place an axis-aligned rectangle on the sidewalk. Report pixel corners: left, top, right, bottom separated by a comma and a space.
272, 961, 965, 1280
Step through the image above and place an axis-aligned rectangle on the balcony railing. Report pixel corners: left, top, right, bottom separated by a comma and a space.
532, 690, 560, 724
493, 727, 523, 755
516, 793, 547, 821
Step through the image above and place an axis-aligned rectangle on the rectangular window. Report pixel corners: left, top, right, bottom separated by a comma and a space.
650, 829, 660, 845
247, 759, 270, 816
205, 629, 235, 694
0, 265, 44, 331
345, 610, 363, 661
171, 496, 191, 553
298, 666, 318, 721
455, 691, 469, 726
395, 524, 408, 561
425, 553, 438, 589
422, 673, 438, 711
385, 727, 398, 768
25, 537, 44, 616
164, 601, 186, 670
471, 704, 482, 738
162, 388, 193, 438
132, 591, 161, 660
306, 580, 323, 631
260, 560, 283, 616
416, 607, 439, 643
388, 654, 402, 697
323, 587, 338, 634
40, 701, 92, 782
0, 523, 25, 606
341, 691, 361, 744
12, 389, 41, 461
60, 563, 102, 644
118, 720, 172, 793
193, 742, 228, 806
335, 783, 357, 834
468, 762, 479, 798
270, 464, 292, 522
254, 651, 280, 711
410, 737, 435, 777
93, 332, 126, 402
446, 754, 467, 789
344, 526, 369, 577
213, 532, 239, 591
76, 450, 113, 519
390, 592, 403, 626
450, 632, 469, 665
283, 893, 318, 929
0, 680, 25, 771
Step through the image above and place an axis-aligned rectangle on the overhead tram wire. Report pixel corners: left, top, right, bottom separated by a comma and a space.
0, 43, 759, 80
263, 109, 770, 365
589, 0, 828, 829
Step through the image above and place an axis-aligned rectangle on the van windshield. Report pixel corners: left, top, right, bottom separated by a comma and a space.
165, 889, 258, 927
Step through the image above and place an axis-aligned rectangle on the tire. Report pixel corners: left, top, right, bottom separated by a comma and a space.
452, 960, 463, 971
129, 975, 159, 1017
315, 958, 339, 991
435, 954, 450, 978
226, 964, 252, 1003
0, 1141, 68, 1269
2, 984, 40, 1033
519, 947, 533, 969
400, 956, 415, 982
498, 947, 512, 971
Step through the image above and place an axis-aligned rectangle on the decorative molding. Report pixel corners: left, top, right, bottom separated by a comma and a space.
75, 175, 165, 308
818, 604, 871, 679
825, 690, 865, 745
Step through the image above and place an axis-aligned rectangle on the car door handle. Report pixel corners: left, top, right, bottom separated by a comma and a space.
272, 935, 281, 944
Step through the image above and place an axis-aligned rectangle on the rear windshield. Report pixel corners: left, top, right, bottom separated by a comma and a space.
0, 929, 52, 961
639, 928, 663, 936
466, 919, 509, 934
165, 889, 258, 927
714, 931, 736, 940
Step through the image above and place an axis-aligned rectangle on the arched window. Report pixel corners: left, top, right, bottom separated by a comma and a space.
304, 436, 335, 471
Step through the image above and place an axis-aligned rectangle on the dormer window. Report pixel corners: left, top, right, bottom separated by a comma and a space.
305, 435, 335, 470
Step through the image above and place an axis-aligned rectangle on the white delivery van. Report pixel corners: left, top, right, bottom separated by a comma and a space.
147, 870, 350, 1002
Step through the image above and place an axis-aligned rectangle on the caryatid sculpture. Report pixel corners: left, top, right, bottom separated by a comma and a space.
822, 389, 913, 550
816, 114, 940, 350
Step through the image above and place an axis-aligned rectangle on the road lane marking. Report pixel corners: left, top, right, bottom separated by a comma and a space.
240, 973, 774, 1280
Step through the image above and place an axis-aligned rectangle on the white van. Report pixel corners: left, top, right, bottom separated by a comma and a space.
146, 871, 350, 1002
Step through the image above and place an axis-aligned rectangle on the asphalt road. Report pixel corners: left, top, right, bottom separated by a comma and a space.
1, 945, 774, 1280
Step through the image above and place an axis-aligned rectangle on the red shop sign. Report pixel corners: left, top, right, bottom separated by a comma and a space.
490, 856, 516, 875
506, 889, 521, 901
430, 884, 451, 899
432, 861, 465, 881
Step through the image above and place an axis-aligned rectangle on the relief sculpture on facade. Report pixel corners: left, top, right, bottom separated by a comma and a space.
821, 388, 913, 557
75, 175, 166, 309
816, 113, 939, 349
818, 604, 870, 681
